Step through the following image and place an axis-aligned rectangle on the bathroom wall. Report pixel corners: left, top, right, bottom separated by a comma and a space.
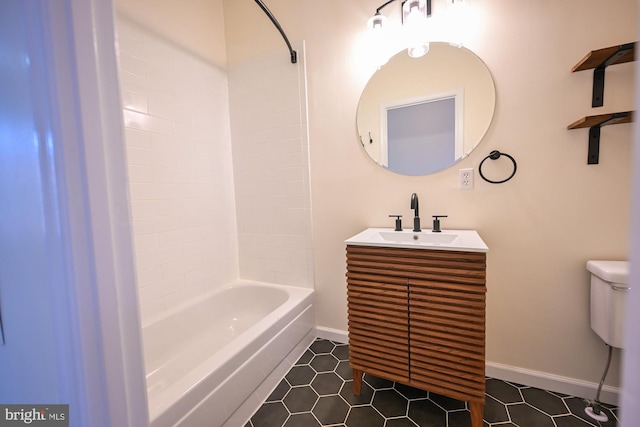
115, 14, 238, 323
115, 0, 226, 64
223, 0, 636, 391
227, 44, 314, 287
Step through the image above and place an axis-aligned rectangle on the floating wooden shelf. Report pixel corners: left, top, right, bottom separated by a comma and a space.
571, 42, 636, 107
572, 43, 636, 72
567, 111, 634, 164
570, 42, 636, 164
567, 111, 634, 129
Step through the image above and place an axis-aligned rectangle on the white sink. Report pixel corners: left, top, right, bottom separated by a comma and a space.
378, 231, 458, 244
345, 228, 488, 252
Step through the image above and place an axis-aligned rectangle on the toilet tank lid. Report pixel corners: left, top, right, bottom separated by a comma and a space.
587, 260, 629, 284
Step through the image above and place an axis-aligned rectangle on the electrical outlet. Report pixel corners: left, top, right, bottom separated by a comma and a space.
459, 168, 474, 190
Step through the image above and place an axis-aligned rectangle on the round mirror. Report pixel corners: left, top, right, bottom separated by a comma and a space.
356, 42, 496, 175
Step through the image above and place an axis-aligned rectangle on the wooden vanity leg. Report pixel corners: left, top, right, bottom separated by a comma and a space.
352, 368, 363, 395
469, 401, 484, 427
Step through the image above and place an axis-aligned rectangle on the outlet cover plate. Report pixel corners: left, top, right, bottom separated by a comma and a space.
459, 168, 474, 190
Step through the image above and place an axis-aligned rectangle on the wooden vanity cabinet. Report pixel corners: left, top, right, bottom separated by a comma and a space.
346, 245, 487, 427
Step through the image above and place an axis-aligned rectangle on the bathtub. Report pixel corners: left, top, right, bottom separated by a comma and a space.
142, 280, 315, 427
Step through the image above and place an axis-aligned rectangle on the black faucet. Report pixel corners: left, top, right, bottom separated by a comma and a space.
410, 193, 421, 232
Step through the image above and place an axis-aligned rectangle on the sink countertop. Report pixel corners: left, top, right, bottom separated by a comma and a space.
345, 227, 489, 253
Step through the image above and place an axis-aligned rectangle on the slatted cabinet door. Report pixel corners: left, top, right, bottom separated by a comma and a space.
409, 280, 485, 401
346, 246, 409, 383
408, 251, 486, 403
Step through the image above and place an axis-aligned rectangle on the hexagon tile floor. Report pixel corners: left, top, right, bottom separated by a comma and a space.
245, 339, 618, 427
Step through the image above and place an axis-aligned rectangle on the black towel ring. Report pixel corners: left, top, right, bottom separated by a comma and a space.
479, 150, 517, 184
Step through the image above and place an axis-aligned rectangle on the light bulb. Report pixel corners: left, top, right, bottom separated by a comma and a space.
367, 13, 387, 31
367, 13, 391, 68
402, 0, 429, 58
402, 0, 427, 23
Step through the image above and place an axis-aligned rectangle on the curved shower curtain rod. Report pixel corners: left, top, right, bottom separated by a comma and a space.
253, 0, 297, 64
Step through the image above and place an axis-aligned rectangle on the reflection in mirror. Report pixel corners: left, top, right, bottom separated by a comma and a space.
357, 42, 496, 176
384, 89, 462, 175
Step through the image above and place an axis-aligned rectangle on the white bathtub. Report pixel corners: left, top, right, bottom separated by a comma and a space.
143, 280, 315, 427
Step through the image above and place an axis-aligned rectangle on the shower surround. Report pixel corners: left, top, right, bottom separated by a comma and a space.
228, 41, 313, 288
117, 16, 312, 323
116, 12, 314, 426
117, 16, 238, 322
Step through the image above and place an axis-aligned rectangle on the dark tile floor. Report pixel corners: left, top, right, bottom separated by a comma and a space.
246, 339, 619, 427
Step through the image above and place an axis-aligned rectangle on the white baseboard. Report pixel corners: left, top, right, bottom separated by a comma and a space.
314, 327, 619, 405
486, 361, 619, 405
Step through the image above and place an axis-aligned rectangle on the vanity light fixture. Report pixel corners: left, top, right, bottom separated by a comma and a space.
368, 0, 432, 59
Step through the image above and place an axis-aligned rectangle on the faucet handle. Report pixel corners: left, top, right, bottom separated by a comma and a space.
432, 215, 448, 233
389, 215, 403, 231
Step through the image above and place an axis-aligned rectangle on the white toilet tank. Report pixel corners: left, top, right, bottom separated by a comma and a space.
587, 260, 630, 349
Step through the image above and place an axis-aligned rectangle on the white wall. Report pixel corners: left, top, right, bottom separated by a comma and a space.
228, 43, 314, 287
116, 16, 238, 323
223, 0, 636, 394
114, 0, 226, 64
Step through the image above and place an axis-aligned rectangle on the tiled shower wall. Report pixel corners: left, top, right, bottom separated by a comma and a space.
116, 17, 239, 323
228, 44, 314, 288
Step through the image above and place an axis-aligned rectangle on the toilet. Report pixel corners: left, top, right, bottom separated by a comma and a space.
587, 260, 630, 349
